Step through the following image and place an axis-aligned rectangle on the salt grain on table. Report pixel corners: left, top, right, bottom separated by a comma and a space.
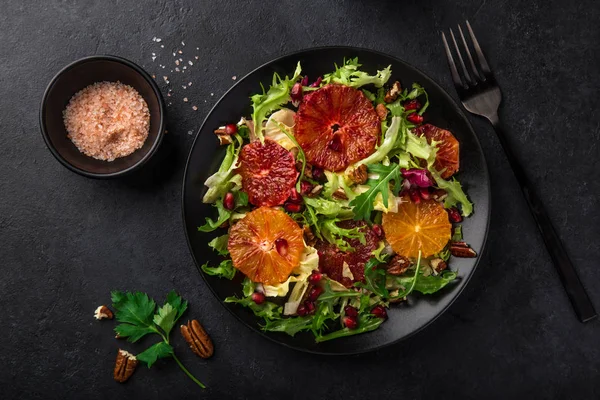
63, 81, 149, 162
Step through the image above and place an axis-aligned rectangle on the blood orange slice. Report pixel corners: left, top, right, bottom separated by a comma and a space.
382, 197, 451, 258
228, 207, 304, 285
238, 139, 298, 207
294, 84, 380, 171
414, 124, 459, 179
315, 221, 378, 287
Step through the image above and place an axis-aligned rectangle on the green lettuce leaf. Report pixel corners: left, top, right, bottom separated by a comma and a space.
202, 134, 243, 203
201, 259, 236, 280
262, 316, 314, 336
197, 200, 231, 232
321, 218, 366, 251
356, 116, 401, 166
430, 169, 473, 217
208, 234, 229, 255
251, 62, 302, 142
224, 296, 282, 321
323, 58, 391, 88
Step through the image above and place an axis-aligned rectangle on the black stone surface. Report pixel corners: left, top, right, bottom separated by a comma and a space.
1, 0, 598, 398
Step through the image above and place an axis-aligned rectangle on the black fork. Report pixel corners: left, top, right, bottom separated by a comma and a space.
442, 21, 596, 322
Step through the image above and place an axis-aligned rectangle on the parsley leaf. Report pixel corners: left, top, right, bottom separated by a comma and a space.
111, 290, 205, 388
349, 163, 402, 221
137, 342, 174, 368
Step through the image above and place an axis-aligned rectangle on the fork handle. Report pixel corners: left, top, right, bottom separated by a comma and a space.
488, 113, 596, 323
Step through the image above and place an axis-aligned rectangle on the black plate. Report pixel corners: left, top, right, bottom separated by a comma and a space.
182, 47, 490, 354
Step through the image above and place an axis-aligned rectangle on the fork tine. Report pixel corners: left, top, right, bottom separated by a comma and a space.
441, 32, 464, 89
457, 24, 481, 81
449, 28, 473, 85
466, 20, 491, 75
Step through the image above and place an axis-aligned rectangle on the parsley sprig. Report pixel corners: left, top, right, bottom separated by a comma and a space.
111, 290, 206, 388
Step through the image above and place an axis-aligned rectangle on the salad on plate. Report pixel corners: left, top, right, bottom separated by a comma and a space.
198, 58, 476, 343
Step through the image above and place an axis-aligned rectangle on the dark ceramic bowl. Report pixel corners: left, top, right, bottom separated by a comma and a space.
39, 55, 165, 178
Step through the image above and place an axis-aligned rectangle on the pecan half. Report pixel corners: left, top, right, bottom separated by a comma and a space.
348, 164, 368, 185
332, 188, 348, 200
308, 184, 323, 197
94, 305, 113, 320
384, 81, 402, 103
303, 225, 316, 247
430, 258, 448, 272
375, 103, 388, 120
113, 349, 138, 383
180, 320, 214, 359
387, 255, 412, 275
450, 241, 477, 258
213, 128, 233, 146
431, 189, 448, 202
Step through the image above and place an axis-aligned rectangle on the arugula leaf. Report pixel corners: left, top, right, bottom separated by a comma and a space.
208, 234, 229, 255
262, 316, 314, 336
413, 271, 458, 294
137, 342, 174, 368
251, 62, 302, 142
350, 163, 402, 221
315, 314, 384, 343
201, 259, 236, 280
197, 200, 231, 232
312, 301, 338, 334
355, 258, 389, 298
224, 296, 282, 321
110, 290, 205, 388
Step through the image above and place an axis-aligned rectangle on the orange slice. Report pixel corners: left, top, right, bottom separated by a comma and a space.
382, 197, 452, 258
227, 207, 304, 285
414, 124, 459, 179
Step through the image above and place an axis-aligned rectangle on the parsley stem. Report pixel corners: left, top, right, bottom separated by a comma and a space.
172, 353, 206, 389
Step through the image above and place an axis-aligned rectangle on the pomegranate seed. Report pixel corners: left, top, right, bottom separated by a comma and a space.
300, 181, 313, 195
371, 305, 388, 319
288, 188, 302, 203
304, 301, 315, 314
343, 316, 358, 329
312, 166, 325, 181
223, 192, 235, 210
225, 124, 238, 135
301, 75, 309, 86
407, 113, 424, 124
344, 305, 358, 318
308, 271, 323, 285
251, 292, 265, 305
408, 188, 421, 204
297, 304, 307, 316
419, 187, 431, 200
284, 202, 304, 213
308, 286, 323, 301
290, 82, 303, 103
310, 76, 322, 87
372, 224, 383, 238
447, 207, 463, 223
403, 99, 421, 111
275, 238, 288, 257
329, 134, 342, 152
317, 249, 325, 258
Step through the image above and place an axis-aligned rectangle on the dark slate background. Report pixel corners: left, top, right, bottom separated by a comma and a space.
1, 0, 599, 398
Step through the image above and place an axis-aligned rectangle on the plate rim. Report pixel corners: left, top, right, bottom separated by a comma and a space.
181, 45, 492, 355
